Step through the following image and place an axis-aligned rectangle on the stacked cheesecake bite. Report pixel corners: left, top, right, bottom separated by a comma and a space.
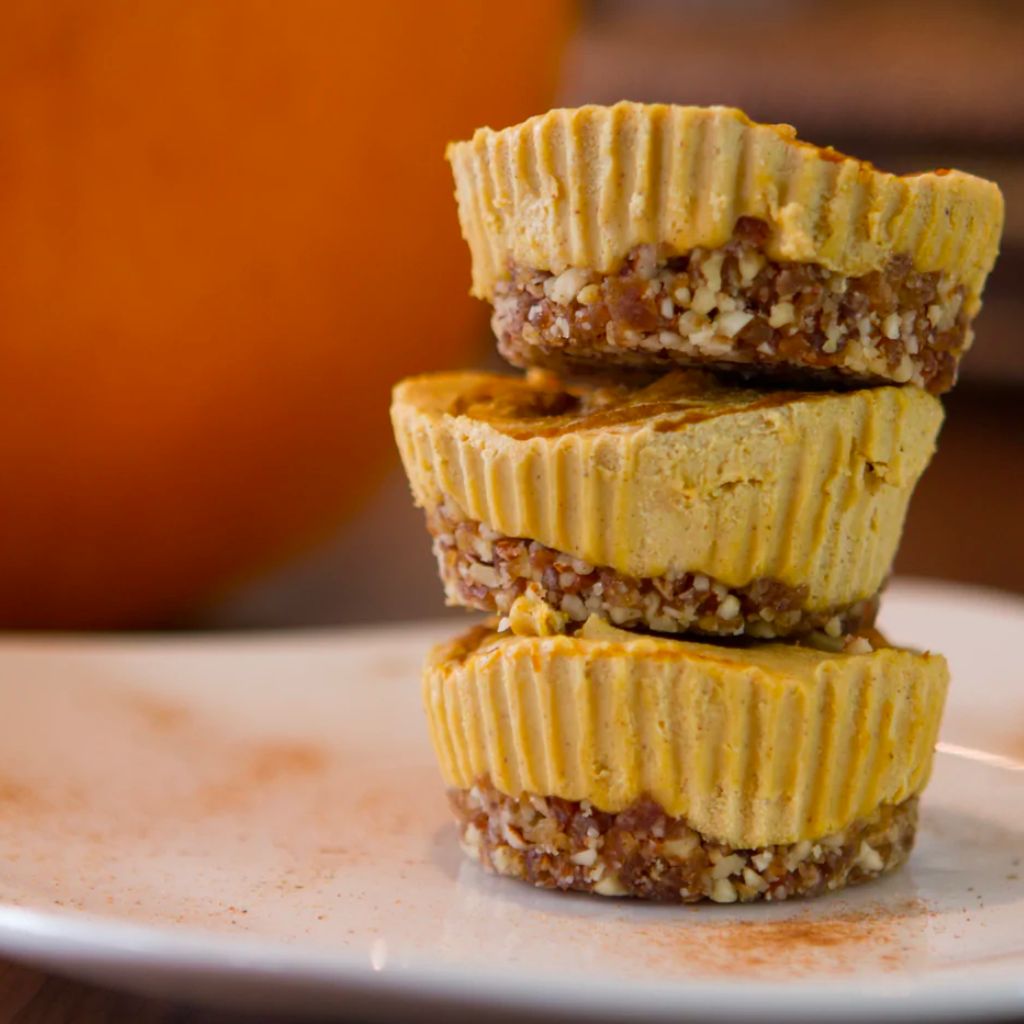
391, 104, 1003, 903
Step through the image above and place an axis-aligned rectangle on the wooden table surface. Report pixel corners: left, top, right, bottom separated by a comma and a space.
4, 955, 1023, 1024
0, 959, 326, 1024
0, 960, 171, 1022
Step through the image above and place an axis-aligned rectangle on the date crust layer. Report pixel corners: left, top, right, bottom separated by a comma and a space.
494, 218, 967, 393
429, 503, 878, 640
452, 781, 917, 904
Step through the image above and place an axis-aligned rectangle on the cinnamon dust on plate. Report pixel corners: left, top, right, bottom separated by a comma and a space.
618, 898, 932, 977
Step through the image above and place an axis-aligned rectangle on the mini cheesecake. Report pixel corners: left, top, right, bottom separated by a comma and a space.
424, 597, 948, 903
391, 368, 942, 639
447, 103, 1003, 393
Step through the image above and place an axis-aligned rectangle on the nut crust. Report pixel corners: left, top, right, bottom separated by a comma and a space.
429, 502, 879, 640
494, 220, 968, 393
452, 782, 917, 903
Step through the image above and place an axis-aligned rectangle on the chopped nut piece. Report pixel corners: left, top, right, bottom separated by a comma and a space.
544, 267, 592, 306
594, 874, 628, 897
846, 636, 875, 655
663, 835, 699, 859
711, 878, 739, 903
769, 301, 796, 328
742, 867, 769, 893
856, 841, 885, 873
711, 853, 746, 879
718, 310, 754, 338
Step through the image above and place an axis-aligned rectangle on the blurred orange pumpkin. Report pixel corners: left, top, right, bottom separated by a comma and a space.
0, 1, 573, 627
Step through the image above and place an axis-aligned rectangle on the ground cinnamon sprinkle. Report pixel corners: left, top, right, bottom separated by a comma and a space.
114, 691, 194, 734
0, 777, 41, 811
702, 900, 926, 951
1007, 733, 1024, 762
245, 742, 327, 784
195, 741, 328, 814
621, 898, 932, 977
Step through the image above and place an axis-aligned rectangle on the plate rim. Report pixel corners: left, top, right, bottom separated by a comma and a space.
0, 901, 1021, 1023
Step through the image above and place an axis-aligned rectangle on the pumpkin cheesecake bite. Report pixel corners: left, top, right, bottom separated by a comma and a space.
424, 598, 948, 903
391, 368, 942, 640
447, 103, 1003, 393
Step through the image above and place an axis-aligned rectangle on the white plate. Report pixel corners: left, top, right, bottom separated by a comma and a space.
0, 579, 1022, 1022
